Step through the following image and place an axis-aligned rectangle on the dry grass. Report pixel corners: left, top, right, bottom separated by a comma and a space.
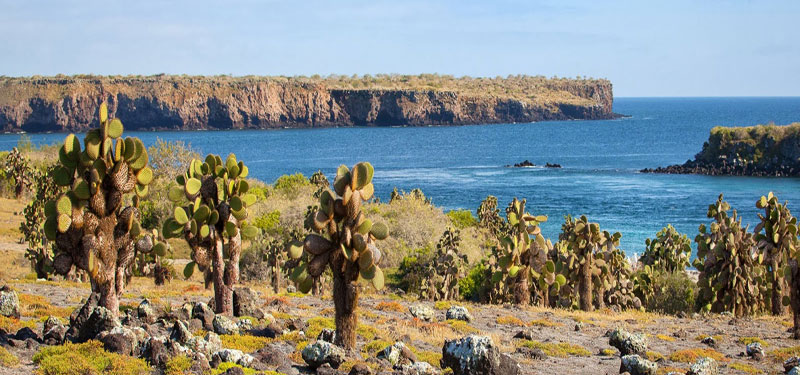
220, 334, 270, 353
375, 301, 406, 313
518, 340, 591, 358
496, 315, 526, 326
738, 337, 768, 347
656, 334, 676, 342
528, 318, 563, 328
768, 345, 800, 363
669, 348, 728, 363
18, 293, 73, 319
729, 361, 763, 374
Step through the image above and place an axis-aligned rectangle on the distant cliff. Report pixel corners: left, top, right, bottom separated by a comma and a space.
642, 123, 800, 177
0, 75, 617, 132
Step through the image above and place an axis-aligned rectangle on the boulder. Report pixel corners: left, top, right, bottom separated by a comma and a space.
189, 332, 223, 357
0, 286, 20, 318
445, 306, 472, 322
785, 357, 800, 373
686, 357, 719, 375
620, 354, 658, 375
143, 337, 170, 367
746, 342, 764, 360
137, 299, 157, 323
253, 342, 293, 369
287, 318, 308, 332
67, 293, 100, 339
348, 363, 373, 375
42, 316, 66, 345
213, 315, 239, 335
170, 320, 193, 345
193, 302, 215, 330
233, 287, 264, 319
96, 326, 139, 356
515, 347, 546, 360
76, 306, 121, 343
212, 348, 255, 368
399, 361, 440, 375
302, 340, 346, 369
790, 367, 800, 375
440, 335, 519, 375
409, 305, 434, 322
377, 342, 416, 366
608, 327, 647, 356
316, 363, 338, 375
14, 326, 40, 342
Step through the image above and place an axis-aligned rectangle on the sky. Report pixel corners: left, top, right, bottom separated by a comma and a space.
0, 0, 798, 97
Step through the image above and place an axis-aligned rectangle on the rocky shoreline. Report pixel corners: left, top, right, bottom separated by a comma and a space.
0, 75, 618, 133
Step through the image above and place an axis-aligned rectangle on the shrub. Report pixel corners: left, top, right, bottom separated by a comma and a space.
0, 346, 19, 367
446, 209, 477, 229
220, 334, 270, 352
459, 262, 488, 302
668, 348, 727, 363
253, 210, 282, 236
164, 355, 192, 375
33, 340, 149, 375
638, 271, 696, 315
273, 173, 309, 197
518, 340, 591, 358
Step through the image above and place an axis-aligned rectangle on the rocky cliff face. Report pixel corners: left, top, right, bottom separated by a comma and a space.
0, 76, 616, 133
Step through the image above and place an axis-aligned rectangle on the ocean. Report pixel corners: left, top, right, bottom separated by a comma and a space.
3, 97, 799, 255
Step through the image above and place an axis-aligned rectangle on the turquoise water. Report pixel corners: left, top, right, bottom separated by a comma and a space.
3, 97, 800, 255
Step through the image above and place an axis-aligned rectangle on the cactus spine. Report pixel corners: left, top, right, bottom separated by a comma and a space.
164, 153, 260, 315
694, 194, 766, 316
43, 103, 153, 315
754, 192, 798, 316
292, 162, 388, 350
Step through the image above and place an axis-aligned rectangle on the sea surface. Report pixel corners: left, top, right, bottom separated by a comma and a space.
3, 97, 800, 256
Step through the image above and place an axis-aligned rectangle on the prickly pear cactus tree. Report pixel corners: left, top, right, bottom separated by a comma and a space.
477, 195, 504, 236
20, 166, 63, 279
164, 153, 260, 315
558, 215, 621, 311
754, 192, 798, 316
694, 194, 766, 317
43, 103, 152, 315
291, 162, 388, 350
420, 228, 468, 301
596, 247, 641, 310
641, 225, 692, 273
3, 147, 34, 198
134, 229, 173, 285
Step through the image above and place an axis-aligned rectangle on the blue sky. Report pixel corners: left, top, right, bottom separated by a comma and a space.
0, 0, 798, 97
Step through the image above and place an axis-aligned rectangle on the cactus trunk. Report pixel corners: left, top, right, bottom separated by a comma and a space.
333, 258, 359, 350
95, 281, 120, 316
513, 274, 530, 305
772, 258, 785, 316
212, 236, 233, 315
540, 284, 550, 307
579, 258, 593, 311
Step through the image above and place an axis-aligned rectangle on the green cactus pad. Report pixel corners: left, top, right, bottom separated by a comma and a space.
129, 148, 149, 171
288, 240, 304, 259
44, 200, 57, 218
241, 224, 259, 240
153, 242, 167, 257
123, 138, 137, 161
73, 180, 90, 200
351, 162, 373, 190
290, 262, 308, 282
107, 118, 123, 138
225, 221, 238, 237
208, 210, 219, 225
185, 178, 201, 196
53, 166, 73, 186
371, 266, 385, 289
358, 245, 373, 269
231, 207, 247, 221
241, 193, 257, 207
174, 207, 189, 225
360, 264, 376, 280
356, 219, 373, 235
184, 262, 195, 279
193, 205, 210, 222
136, 167, 153, 185
57, 213, 71, 233
199, 224, 210, 238
44, 216, 57, 241
135, 183, 148, 197
56, 196, 72, 215
370, 222, 388, 240
298, 275, 313, 294
168, 186, 184, 202
230, 196, 243, 212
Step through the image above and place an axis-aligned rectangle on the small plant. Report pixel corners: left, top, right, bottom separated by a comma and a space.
641, 225, 692, 273
2, 147, 34, 198
291, 162, 389, 350
694, 194, 766, 316
20, 165, 63, 278
164, 153, 260, 314
446, 209, 477, 229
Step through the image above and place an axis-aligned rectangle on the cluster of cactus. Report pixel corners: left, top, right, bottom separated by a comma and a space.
485, 198, 564, 305
163, 153, 260, 314
419, 228, 469, 301
3, 147, 34, 198
19, 165, 63, 278
595, 247, 641, 310
42, 103, 154, 314
694, 194, 767, 316
293, 162, 388, 350
477, 195, 504, 236
755, 192, 798, 316
133, 230, 173, 285
641, 225, 692, 273
389, 187, 431, 204
557, 215, 623, 311
310, 170, 329, 198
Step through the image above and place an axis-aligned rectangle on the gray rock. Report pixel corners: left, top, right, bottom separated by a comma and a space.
620, 354, 658, 375
445, 306, 472, 322
189, 332, 222, 357
77, 306, 121, 343
0, 286, 20, 318
213, 315, 240, 335
193, 302, 215, 330
785, 356, 800, 373
286, 285, 297, 294
574, 322, 584, 332
137, 299, 157, 323
302, 340, 346, 369
746, 342, 764, 360
399, 361, 440, 375
96, 326, 139, 356
348, 362, 373, 375
440, 335, 519, 375
409, 304, 435, 322
377, 342, 416, 366
143, 337, 170, 367
700, 336, 716, 348
170, 320, 193, 345
233, 287, 265, 319
212, 348, 255, 367
789, 367, 800, 375
42, 316, 66, 345
608, 327, 647, 356
253, 342, 292, 368
317, 328, 336, 343
686, 357, 719, 375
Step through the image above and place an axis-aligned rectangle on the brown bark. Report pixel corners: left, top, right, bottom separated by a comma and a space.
791, 261, 800, 339
212, 236, 232, 315
579, 256, 593, 311
513, 274, 530, 305
95, 280, 119, 315
540, 283, 550, 307
772, 258, 785, 316
333, 255, 359, 350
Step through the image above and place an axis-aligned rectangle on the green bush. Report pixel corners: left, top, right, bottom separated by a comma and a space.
396, 245, 434, 293
639, 271, 696, 315
253, 210, 282, 236
459, 262, 488, 301
446, 209, 478, 229
32, 340, 149, 375
273, 173, 310, 196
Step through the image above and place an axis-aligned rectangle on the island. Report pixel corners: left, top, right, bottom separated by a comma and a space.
641, 123, 800, 177
0, 74, 618, 133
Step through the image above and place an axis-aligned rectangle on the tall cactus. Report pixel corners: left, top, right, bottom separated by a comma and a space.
755, 192, 798, 315
641, 225, 692, 273
558, 215, 621, 311
3, 147, 34, 198
164, 153, 260, 315
477, 195, 504, 236
694, 194, 766, 316
43, 103, 152, 315
419, 228, 468, 301
21, 166, 63, 279
290, 162, 388, 350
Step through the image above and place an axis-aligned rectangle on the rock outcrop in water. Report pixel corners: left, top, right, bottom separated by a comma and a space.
0, 75, 617, 132
642, 123, 800, 177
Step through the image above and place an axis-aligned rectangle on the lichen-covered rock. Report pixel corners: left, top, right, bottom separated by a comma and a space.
400, 361, 440, 375
746, 342, 764, 360
687, 357, 719, 375
445, 306, 472, 322
96, 326, 139, 356
42, 316, 66, 345
608, 327, 647, 356
137, 299, 157, 323
377, 342, 417, 366
170, 320, 193, 345
213, 315, 239, 335
212, 348, 254, 367
785, 357, 800, 373
233, 287, 265, 319
189, 332, 222, 357
302, 340, 346, 369
0, 286, 20, 318
440, 335, 519, 375
789, 367, 800, 375
76, 306, 121, 343
409, 305, 434, 322
620, 354, 658, 375
193, 302, 215, 330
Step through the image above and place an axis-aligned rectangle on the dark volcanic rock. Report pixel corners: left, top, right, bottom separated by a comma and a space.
441, 335, 519, 375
